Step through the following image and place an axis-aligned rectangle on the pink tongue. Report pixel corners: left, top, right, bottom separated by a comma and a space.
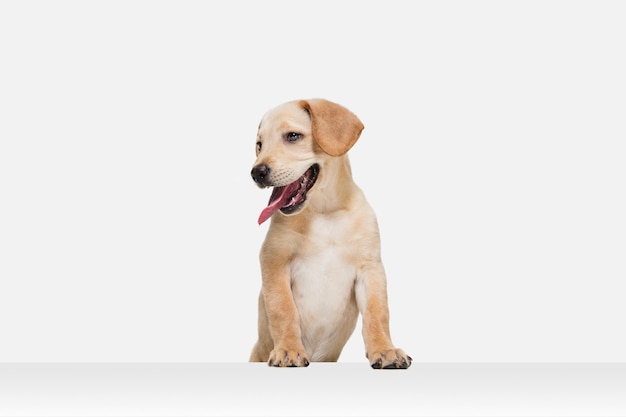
257, 182, 299, 225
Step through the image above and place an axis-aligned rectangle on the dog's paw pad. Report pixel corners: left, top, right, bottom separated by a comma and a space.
369, 348, 412, 369
268, 348, 310, 367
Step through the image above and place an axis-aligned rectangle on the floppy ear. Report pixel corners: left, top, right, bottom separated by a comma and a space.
299, 99, 364, 156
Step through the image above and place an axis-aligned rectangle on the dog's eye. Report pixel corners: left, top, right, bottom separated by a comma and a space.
256, 141, 262, 152
285, 132, 303, 142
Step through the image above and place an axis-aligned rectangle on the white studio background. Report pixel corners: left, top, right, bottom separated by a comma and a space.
1, 1, 624, 363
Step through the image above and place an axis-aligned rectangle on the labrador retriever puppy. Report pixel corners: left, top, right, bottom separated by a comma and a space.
249, 99, 411, 369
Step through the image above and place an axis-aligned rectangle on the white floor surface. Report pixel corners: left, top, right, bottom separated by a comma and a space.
0, 363, 625, 417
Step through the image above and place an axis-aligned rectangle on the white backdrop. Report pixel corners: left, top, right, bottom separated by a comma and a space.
1, 1, 624, 363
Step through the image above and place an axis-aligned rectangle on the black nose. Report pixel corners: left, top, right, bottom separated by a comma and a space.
251, 164, 271, 187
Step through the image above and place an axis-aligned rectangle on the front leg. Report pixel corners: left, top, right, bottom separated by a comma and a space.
356, 262, 412, 369
261, 251, 309, 367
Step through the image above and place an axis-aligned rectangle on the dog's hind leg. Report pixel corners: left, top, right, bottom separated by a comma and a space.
249, 291, 273, 362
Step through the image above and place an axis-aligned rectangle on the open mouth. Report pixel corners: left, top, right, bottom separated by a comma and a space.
257, 164, 319, 225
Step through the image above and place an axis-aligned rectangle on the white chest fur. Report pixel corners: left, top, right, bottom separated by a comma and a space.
289, 214, 362, 360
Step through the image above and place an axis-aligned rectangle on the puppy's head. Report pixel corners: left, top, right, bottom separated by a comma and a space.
251, 99, 364, 225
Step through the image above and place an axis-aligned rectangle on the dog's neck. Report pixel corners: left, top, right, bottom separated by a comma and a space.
306, 155, 359, 215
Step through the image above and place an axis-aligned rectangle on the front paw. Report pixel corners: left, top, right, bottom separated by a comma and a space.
369, 348, 412, 369
268, 347, 310, 367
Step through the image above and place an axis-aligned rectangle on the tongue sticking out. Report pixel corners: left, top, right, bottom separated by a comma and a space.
256, 164, 319, 225
257, 181, 300, 225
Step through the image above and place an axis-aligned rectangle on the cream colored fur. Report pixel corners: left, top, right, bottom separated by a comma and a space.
249, 99, 411, 369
